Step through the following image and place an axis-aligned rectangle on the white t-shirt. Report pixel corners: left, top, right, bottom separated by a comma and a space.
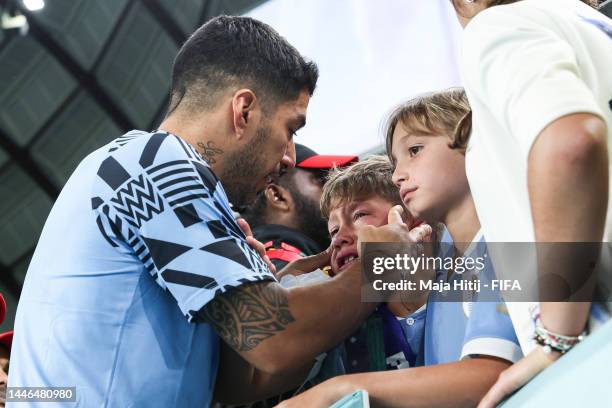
461, 0, 612, 352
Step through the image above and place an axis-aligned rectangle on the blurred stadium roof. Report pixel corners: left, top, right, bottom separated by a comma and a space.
0, 0, 266, 330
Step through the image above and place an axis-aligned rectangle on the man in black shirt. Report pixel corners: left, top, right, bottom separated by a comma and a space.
241, 144, 357, 269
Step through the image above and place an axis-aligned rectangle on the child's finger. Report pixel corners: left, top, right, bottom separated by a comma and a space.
289, 247, 332, 273
265, 256, 277, 274
246, 236, 276, 274
237, 218, 253, 237
245, 236, 265, 256
408, 223, 432, 242
387, 205, 405, 226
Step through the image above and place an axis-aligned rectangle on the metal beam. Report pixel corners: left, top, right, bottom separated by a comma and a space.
148, 94, 170, 131
0, 262, 21, 299
140, 0, 187, 46
0, 127, 60, 198
199, 0, 220, 24
15, 3, 137, 133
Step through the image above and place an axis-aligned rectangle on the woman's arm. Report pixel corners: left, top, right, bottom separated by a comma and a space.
479, 113, 608, 408
528, 112, 608, 334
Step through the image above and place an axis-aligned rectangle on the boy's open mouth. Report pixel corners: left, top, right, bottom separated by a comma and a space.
337, 252, 359, 272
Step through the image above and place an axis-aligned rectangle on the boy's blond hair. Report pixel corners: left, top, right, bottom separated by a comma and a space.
320, 155, 402, 219
384, 88, 472, 161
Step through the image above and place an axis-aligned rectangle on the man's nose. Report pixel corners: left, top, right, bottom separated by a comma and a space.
281, 140, 296, 170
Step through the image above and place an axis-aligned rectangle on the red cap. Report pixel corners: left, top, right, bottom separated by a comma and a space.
0, 331, 13, 351
296, 144, 358, 170
0, 294, 6, 327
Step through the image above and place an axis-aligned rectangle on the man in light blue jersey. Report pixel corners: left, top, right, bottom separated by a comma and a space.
7, 16, 428, 408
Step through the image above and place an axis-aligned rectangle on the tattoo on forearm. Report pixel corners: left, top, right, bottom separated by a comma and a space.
199, 282, 295, 352
197, 141, 223, 164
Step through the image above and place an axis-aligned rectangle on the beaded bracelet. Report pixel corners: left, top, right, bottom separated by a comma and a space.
532, 312, 585, 354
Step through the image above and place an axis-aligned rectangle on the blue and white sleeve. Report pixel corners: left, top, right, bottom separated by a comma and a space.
92, 131, 275, 322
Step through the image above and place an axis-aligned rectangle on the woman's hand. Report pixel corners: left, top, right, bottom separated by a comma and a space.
478, 346, 561, 408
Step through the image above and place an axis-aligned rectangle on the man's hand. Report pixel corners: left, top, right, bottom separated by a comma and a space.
237, 218, 277, 275
357, 206, 432, 256
478, 347, 560, 408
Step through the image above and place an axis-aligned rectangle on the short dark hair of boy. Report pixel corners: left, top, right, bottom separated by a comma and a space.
320, 155, 403, 219
384, 88, 471, 162
167, 15, 319, 116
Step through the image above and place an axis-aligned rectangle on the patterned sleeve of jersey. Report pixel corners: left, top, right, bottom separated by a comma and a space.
91, 131, 275, 322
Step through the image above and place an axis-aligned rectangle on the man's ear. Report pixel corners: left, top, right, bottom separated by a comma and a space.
264, 184, 293, 212
231, 89, 260, 140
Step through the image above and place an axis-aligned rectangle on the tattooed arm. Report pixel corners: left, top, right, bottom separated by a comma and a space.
201, 209, 431, 378
198, 255, 373, 376
213, 341, 312, 404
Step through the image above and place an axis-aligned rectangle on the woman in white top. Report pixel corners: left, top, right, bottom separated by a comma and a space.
450, 0, 612, 406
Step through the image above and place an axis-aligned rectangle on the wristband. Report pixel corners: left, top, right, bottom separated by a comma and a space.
532, 310, 585, 354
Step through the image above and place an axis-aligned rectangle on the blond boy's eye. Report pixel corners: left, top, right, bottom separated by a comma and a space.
408, 146, 422, 157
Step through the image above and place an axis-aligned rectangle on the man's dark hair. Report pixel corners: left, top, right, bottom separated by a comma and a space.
167, 15, 319, 116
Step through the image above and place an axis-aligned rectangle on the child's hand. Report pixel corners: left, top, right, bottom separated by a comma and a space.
356, 206, 435, 301
478, 346, 560, 408
357, 205, 432, 249
275, 247, 332, 280
237, 218, 277, 275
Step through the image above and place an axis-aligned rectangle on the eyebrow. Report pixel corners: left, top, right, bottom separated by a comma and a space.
344, 201, 363, 214
396, 132, 412, 142
393, 132, 424, 152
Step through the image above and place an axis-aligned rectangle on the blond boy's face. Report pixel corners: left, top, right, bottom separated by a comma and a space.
390, 123, 469, 223
327, 196, 395, 275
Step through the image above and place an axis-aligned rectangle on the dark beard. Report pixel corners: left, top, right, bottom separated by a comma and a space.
290, 187, 331, 250
220, 126, 270, 207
